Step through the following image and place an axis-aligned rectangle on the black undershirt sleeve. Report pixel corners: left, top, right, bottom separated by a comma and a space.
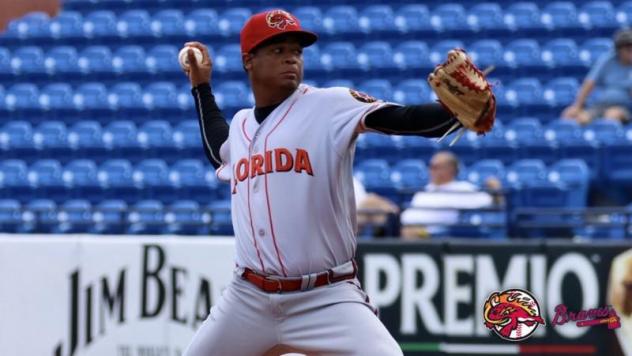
191, 83, 229, 170
364, 103, 459, 138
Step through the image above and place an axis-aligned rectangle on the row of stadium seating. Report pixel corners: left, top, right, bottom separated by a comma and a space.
0, 77, 583, 114
5, 3, 630, 43
0, 198, 233, 235
0, 38, 611, 80
0, 157, 589, 206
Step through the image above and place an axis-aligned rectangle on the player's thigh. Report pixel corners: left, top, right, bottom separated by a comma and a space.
183, 280, 277, 356
284, 301, 402, 356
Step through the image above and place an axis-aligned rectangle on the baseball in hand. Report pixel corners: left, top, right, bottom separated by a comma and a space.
179, 46, 203, 70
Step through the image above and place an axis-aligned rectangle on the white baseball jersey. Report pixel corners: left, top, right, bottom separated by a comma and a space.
216, 84, 393, 277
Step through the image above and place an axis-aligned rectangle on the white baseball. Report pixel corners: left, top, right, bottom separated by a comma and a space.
178, 46, 204, 70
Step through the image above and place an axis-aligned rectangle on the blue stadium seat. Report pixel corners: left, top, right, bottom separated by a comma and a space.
138, 120, 175, 157
303, 44, 323, 71
398, 135, 438, 163
602, 126, 632, 184
83, 10, 118, 39
393, 41, 431, 70
293, 6, 323, 33
23, 199, 57, 233
152, 9, 186, 38
177, 83, 195, 111
504, 39, 544, 69
0, 121, 34, 158
39, 83, 74, 112
541, 2, 581, 30
578, 1, 617, 30
545, 120, 599, 179
0, 160, 30, 199
117, 10, 152, 38
391, 159, 428, 196
0, 199, 22, 233
12, 46, 46, 75
74, 83, 110, 112
218, 8, 251, 36
102, 121, 140, 157
504, 78, 543, 108
506, 118, 557, 163
109, 82, 145, 111
216, 44, 243, 73
98, 159, 137, 200
432, 4, 469, 32
506, 160, 548, 188
112, 46, 147, 74
208, 200, 233, 235
467, 159, 505, 187
548, 159, 589, 206
541, 39, 580, 69
215, 81, 250, 109
430, 40, 465, 65
92, 199, 128, 234
49, 11, 84, 39
617, 2, 632, 26
68, 121, 103, 156
579, 38, 612, 67
583, 120, 625, 144
144, 82, 179, 112
45, 46, 79, 75
28, 159, 65, 200
323, 6, 360, 34
33, 121, 68, 156
173, 121, 202, 155
480, 126, 517, 164
56, 199, 92, 233
544, 78, 579, 108
63, 159, 100, 200
469, 40, 503, 68
394, 4, 432, 33
0, 47, 11, 77
355, 159, 393, 193
359, 5, 396, 33
146, 45, 180, 74
322, 42, 358, 71
78, 46, 114, 75
7, 12, 50, 39
128, 200, 166, 235
166, 200, 210, 235
358, 133, 398, 163
504, 2, 544, 31
358, 80, 393, 102
468, 3, 506, 32
358, 42, 395, 70
184, 9, 219, 37
5, 83, 40, 111
393, 80, 431, 105
170, 159, 216, 201
134, 159, 173, 200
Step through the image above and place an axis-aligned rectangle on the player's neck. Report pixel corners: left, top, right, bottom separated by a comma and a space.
252, 85, 296, 108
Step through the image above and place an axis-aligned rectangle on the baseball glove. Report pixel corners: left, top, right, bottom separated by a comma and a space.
428, 49, 496, 142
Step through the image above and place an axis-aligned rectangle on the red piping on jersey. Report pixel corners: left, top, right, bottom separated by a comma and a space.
244, 132, 265, 272
261, 92, 303, 277
241, 115, 252, 143
215, 163, 226, 180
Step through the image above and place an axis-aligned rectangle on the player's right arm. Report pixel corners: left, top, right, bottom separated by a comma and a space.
183, 41, 229, 170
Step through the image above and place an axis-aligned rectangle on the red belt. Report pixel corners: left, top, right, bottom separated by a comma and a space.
241, 261, 357, 293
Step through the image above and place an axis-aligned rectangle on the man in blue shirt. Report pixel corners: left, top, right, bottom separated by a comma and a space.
563, 29, 632, 124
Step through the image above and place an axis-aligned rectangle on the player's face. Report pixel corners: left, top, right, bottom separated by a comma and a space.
248, 37, 304, 92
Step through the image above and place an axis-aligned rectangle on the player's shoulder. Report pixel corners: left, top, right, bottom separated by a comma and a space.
229, 108, 251, 126
300, 84, 379, 104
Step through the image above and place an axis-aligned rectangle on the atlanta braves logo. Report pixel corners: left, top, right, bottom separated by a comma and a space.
483, 289, 545, 341
266, 10, 296, 30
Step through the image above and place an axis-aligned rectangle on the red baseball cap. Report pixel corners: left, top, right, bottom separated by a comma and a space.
240, 9, 318, 54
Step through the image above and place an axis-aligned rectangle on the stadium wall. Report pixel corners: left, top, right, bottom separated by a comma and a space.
0, 236, 631, 356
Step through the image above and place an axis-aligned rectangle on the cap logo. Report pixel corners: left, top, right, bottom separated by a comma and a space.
266, 10, 296, 30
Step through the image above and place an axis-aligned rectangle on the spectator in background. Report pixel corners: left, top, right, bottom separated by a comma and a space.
562, 29, 632, 125
353, 177, 399, 237
399, 151, 499, 239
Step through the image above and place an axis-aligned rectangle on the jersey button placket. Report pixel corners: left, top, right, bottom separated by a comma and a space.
250, 128, 267, 242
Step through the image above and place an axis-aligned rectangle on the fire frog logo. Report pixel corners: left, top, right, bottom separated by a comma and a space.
266, 10, 296, 30
483, 289, 546, 341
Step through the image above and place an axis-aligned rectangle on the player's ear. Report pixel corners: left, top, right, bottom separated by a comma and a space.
242, 52, 254, 72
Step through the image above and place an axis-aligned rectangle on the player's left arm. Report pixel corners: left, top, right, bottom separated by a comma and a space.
359, 103, 458, 138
